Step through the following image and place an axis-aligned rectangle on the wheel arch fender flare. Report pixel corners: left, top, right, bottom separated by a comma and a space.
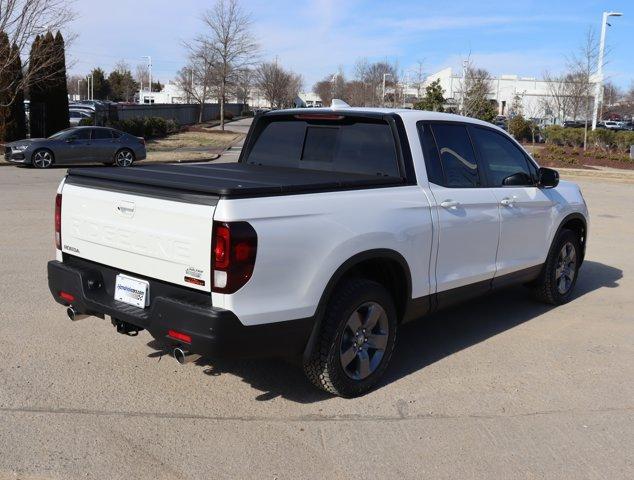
302, 248, 412, 361
549, 212, 588, 264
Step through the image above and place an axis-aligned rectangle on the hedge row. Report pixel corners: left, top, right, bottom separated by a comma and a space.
109, 117, 179, 138
542, 125, 634, 152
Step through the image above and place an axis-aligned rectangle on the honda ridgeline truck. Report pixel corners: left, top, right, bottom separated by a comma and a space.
47, 104, 588, 397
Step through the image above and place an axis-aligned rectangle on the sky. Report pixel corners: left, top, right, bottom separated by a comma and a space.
67, 0, 634, 90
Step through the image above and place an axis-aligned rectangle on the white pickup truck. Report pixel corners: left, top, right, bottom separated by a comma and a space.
48, 106, 588, 397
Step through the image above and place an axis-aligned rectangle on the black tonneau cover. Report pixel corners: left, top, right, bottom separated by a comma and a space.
66, 163, 404, 198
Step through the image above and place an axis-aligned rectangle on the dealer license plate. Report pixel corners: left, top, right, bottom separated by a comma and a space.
114, 274, 150, 308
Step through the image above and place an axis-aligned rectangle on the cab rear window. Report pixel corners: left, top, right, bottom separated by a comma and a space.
245, 117, 401, 177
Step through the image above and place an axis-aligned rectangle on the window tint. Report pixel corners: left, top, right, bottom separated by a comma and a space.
111, 130, 122, 138
246, 119, 400, 177
71, 129, 91, 140
430, 124, 480, 187
471, 127, 533, 186
92, 128, 112, 140
417, 123, 443, 185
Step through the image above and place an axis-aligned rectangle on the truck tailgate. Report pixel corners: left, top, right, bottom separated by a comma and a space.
60, 181, 216, 292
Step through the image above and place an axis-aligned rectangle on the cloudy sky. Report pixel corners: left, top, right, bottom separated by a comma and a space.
67, 0, 633, 90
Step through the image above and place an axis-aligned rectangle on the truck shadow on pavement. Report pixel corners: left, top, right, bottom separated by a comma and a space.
147, 260, 621, 403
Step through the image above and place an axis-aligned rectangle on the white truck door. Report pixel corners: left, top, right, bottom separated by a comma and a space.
469, 126, 554, 276
419, 122, 500, 293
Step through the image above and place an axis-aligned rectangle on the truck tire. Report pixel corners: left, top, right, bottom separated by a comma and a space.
303, 278, 397, 398
532, 229, 581, 305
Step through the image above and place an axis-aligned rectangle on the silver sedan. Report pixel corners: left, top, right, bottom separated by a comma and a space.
4, 126, 147, 168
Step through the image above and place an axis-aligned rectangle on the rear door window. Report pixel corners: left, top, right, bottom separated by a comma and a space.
245, 117, 400, 177
92, 128, 112, 140
429, 123, 481, 188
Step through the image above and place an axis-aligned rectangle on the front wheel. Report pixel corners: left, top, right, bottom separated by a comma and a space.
32, 149, 54, 168
114, 149, 135, 167
532, 229, 581, 305
303, 278, 397, 397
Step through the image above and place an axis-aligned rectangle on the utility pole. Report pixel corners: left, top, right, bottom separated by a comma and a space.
142, 56, 152, 94
77, 79, 81, 101
382, 73, 392, 107
592, 11, 622, 130
459, 59, 468, 115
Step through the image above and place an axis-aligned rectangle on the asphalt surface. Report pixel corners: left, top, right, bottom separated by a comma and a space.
0, 163, 632, 479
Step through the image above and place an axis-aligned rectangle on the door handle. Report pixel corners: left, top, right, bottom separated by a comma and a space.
500, 196, 517, 207
440, 200, 460, 209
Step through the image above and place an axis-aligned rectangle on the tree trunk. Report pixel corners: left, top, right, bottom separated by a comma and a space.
220, 78, 225, 131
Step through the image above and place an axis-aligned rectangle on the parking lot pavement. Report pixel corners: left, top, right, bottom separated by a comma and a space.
0, 166, 632, 479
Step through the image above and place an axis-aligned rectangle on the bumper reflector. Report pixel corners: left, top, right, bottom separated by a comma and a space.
59, 291, 75, 302
168, 330, 192, 343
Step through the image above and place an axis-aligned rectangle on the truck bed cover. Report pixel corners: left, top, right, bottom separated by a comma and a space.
66, 163, 404, 198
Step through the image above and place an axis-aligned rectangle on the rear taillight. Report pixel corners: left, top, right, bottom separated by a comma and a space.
212, 221, 257, 294
55, 193, 62, 249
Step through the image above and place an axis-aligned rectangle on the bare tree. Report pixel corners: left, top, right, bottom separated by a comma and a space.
0, 0, 75, 107
174, 43, 218, 121
567, 27, 599, 149
255, 62, 301, 108
198, 0, 258, 129
135, 63, 150, 91
410, 60, 426, 100
460, 63, 496, 121
233, 67, 252, 106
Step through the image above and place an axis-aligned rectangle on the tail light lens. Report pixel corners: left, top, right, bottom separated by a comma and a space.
212, 221, 257, 294
55, 193, 62, 249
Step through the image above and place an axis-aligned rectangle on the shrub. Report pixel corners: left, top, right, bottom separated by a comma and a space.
78, 117, 94, 126
561, 128, 585, 148
588, 129, 616, 151
542, 125, 564, 145
614, 131, 634, 153
508, 115, 532, 142
107, 117, 179, 139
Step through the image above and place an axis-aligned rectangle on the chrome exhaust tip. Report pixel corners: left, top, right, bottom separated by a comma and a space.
173, 347, 201, 365
67, 306, 89, 322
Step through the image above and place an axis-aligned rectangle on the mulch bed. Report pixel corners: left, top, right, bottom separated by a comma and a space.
524, 144, 634, 170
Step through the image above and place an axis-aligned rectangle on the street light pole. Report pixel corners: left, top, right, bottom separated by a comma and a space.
591, 11, 622, 130
382, 73, 392, 107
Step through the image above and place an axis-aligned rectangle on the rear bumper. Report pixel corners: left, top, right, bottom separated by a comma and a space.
47, 258, 313, 359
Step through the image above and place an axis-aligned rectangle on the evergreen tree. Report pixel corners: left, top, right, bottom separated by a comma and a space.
5, 43, 27, 141
90, 68, 111, 100
0, 31, 11, 141
28, 34, 48, 137
413, 79, 446, 112
108, 66, 138, 102
48, 31, 69, 134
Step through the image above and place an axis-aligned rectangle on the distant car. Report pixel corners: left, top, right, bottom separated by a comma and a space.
69, 110, 93, 126
603, 120, 623, 130
4, 126, 146, 169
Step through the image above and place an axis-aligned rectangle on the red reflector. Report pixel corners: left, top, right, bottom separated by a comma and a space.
59, 291, 75, 302
234, 242, 252, 262
168, 330, 192, 343
184, 276, 205, 286
214, 225, 230, 269
55, 193, 62, 249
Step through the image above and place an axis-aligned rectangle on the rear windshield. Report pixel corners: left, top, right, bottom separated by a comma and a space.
243, 117, 401, 177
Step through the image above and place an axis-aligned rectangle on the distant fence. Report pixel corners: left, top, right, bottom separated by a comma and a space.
114, 103, 246, 125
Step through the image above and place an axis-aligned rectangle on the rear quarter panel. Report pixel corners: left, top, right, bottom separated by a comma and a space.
213, 186, 433, 326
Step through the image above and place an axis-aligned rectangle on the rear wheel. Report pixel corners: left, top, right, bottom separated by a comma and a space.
303, 278, 397, 397
114, 148, 135, 167
532, 229, 581, 305
32, 149, 54, 168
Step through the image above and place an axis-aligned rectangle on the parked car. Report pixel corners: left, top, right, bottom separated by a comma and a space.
4, 126, 146, 168
47, 105, 588, 397
69, 109, 93, 126
603, 120, 624, 130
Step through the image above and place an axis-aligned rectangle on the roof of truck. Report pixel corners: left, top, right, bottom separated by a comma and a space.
269, 104, 502, 130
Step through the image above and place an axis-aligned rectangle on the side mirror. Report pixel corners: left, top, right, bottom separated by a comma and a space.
538, 167, 559, 188
502, 172, 533, 186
